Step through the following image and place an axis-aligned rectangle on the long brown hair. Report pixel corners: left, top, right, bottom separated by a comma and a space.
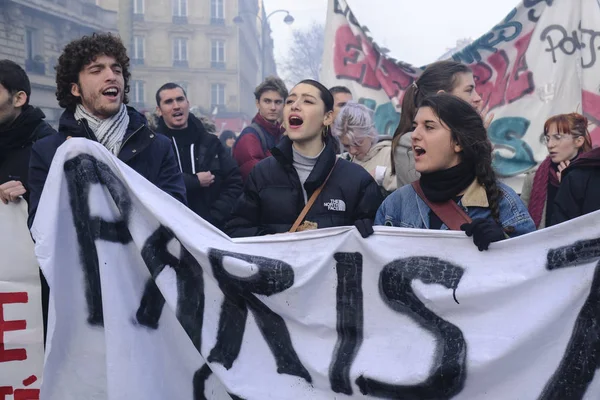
391, 60, 472, 174
420, 94, 508, 231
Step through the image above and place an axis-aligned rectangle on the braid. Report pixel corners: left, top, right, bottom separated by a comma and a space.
475, 160, 515, 234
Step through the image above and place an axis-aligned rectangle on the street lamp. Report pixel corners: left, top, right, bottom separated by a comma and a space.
234, 9, 294, 80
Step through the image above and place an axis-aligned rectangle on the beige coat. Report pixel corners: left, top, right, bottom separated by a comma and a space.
350, 140, 397, 192
394, 132, 420, 188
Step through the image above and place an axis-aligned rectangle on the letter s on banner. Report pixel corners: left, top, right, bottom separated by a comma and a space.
357, 256, 467, 399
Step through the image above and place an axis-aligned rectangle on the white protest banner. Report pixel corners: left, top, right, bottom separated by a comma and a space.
32, 139, 600, 399
0, 202, 44, 399
321, 0, 600, 187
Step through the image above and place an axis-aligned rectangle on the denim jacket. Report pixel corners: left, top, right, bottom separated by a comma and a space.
375, 179, 536, 237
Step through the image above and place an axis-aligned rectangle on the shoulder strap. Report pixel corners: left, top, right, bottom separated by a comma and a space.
289, 159, 339, 233
250, 122, 269, 153
411, 181, 472, 230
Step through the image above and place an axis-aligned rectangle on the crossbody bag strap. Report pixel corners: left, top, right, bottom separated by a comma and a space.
411, 181, 472, 231
289, 159, 339, 233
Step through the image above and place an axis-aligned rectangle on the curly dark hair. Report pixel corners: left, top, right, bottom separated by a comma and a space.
419, 94, 514, 233
55, 32, 130, 110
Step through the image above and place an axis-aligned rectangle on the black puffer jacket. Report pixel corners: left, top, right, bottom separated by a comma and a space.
157, 115, 242, 229
0, 106, 56, 202
225, 135, 383, 237
551, 147, 600, 225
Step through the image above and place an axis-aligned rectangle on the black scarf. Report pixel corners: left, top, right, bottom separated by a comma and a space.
419, 162, 476, 203
0, 106, 46, 157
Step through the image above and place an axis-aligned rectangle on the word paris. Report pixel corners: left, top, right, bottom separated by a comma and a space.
32, 140, 600, 399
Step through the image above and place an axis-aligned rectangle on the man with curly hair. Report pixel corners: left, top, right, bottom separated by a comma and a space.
27, 33, 186, 227
232, 76, 288, 181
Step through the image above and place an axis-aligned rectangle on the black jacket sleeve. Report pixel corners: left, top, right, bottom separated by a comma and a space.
551, 169, 587, 226
210, 145, 243, 228
27, 140, 51, 229
224, 169, 270, 238
182, 173, 202, 195
156, 139, 187, 205
353, 173, 384, 223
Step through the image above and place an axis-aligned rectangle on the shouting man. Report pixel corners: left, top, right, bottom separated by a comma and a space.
156, 83, 242, 229
28, 33, 186, 227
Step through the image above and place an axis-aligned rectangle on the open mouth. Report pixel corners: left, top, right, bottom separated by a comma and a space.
289, 115, 303, 127
173, 111, 184, 118
414, 146, 426, 156
102, 87, 119, 99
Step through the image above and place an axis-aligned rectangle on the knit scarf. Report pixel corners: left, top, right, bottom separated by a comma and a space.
419, 162, 476, 203
527, 157, 560, 228
75, 104, 129, 155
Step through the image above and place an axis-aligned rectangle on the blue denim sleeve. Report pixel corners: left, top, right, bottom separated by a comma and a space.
374, 200, 386, 225
497, 183, 536, 237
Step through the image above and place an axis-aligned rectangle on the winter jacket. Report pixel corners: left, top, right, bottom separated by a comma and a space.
393, 131, 420, 188
0, 106, 56, 202
225, 135, 384, 237
28, 106, 187, 228
551, 147, 600, 225
376, 178, 536, 237
232, 113, 285, 181
157, 115, 242, 229
347, 139, 397, 193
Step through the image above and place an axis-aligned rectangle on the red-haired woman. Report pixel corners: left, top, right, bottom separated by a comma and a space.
520, 113, 592, 229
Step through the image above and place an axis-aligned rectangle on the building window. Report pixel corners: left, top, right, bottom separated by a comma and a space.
172, 0, 188, 23
134, 0, 144, 14
131, 80, 145, 104
173, 37, 188, 67
133, 0, 144, 20
211, 40, 225, 69
211, 83, 225, 107
132, 36, 145, 65
24, 28, 45, 75
211, 0, 224, 25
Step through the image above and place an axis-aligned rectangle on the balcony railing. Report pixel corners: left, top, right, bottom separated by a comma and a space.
211, 17, 225, 26
173, 59, 189, 68
172, 15, 188, 24
211, 61, 225, 70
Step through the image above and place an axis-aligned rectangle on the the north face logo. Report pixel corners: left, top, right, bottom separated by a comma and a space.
324, 199, 346, 212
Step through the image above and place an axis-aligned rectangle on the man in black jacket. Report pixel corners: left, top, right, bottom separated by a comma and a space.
156, 83, 242, 229
28, 33, 186, 229
0, 60, 55, 204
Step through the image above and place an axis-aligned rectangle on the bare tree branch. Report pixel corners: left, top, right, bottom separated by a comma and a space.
279, 22, 325, 86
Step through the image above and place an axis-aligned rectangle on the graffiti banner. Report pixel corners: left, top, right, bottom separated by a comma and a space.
0, 202, 44, 399
31, 139, 600, 399
321, 0, 600, 185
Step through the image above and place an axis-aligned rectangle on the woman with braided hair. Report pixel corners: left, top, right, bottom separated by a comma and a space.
375, 94, 535, 251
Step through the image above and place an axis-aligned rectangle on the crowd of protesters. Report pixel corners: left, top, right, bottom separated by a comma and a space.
2, 33, 600, 335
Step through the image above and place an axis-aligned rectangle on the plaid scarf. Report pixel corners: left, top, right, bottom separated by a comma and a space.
74, 104, 129, 155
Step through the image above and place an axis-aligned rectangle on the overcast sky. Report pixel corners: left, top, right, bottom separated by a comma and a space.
262, 0, 519, 67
